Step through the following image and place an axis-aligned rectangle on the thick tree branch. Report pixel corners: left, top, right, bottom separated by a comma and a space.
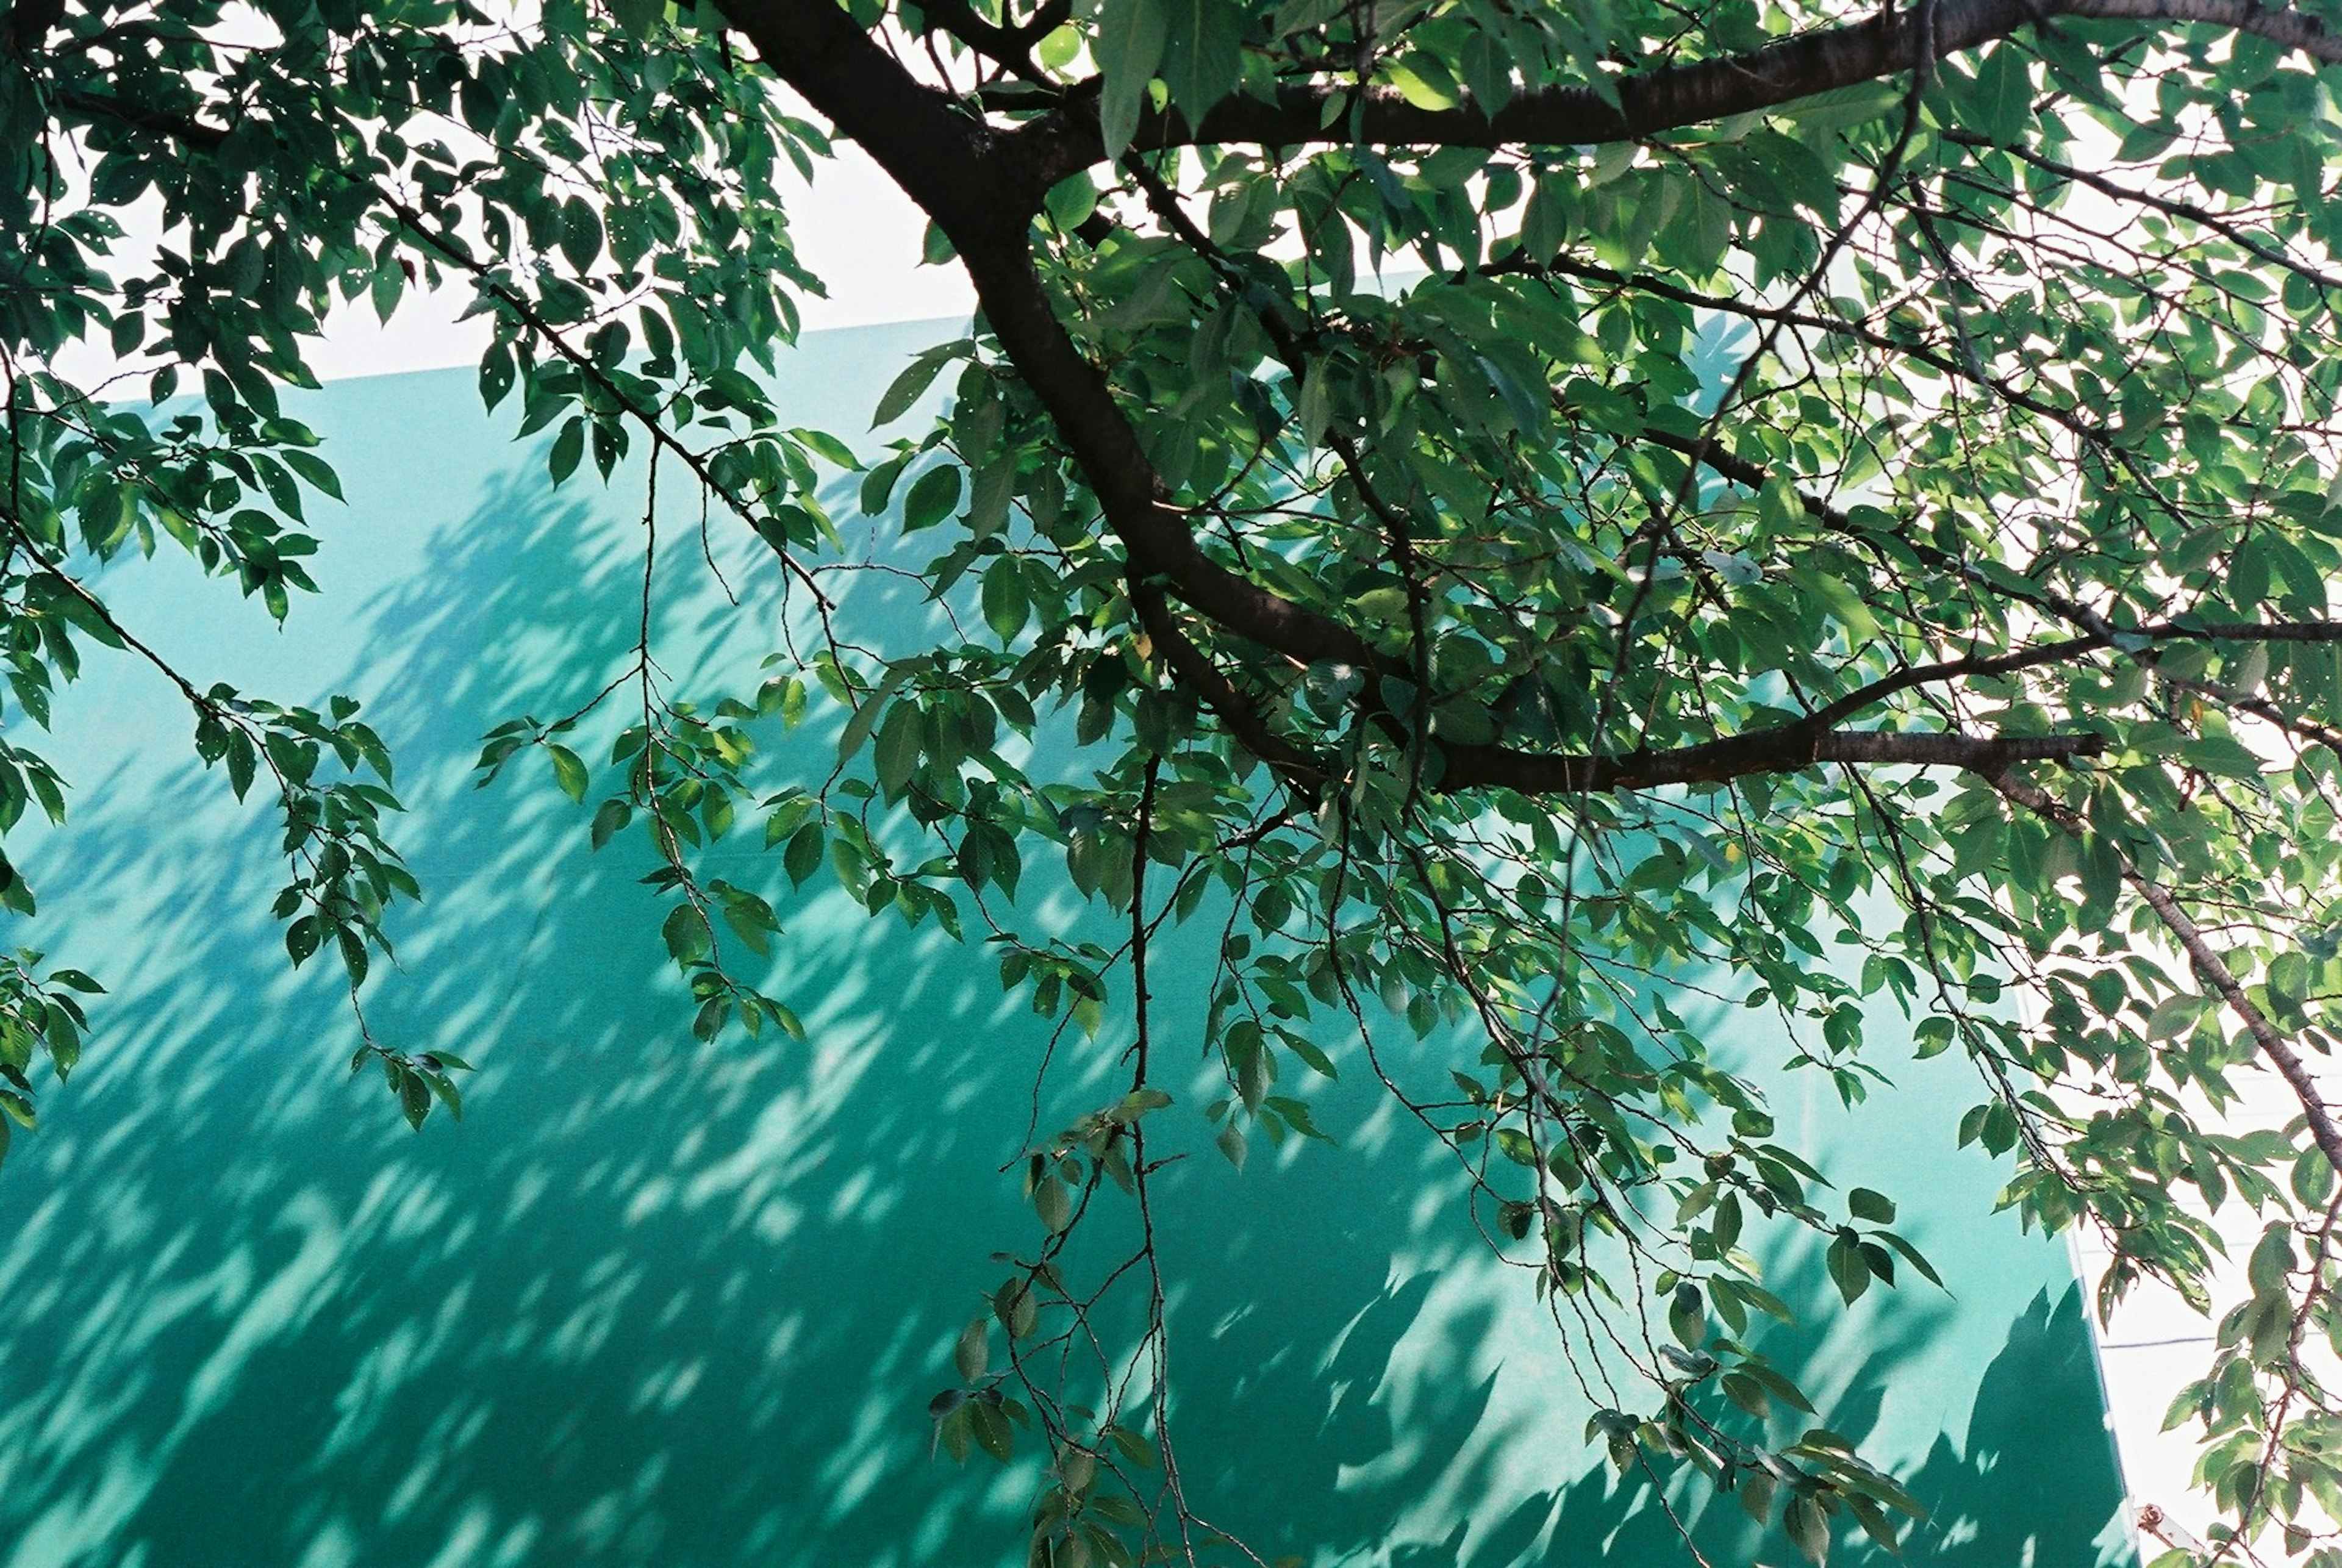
60, 21, 2329, 815
1444, 724, 2101, 793
1142, 583, 2106, 794
911, 0, 1067, 81
1016, 0, 2342, 182
718, 0, 2307, 807
1128, 586, 1330, 793
718, 0, 1386, 680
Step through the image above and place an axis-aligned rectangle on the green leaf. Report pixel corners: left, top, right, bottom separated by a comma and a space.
1216, 1121, 1247, 1170
1826, 1231, 1871, 1305
836, 667, 912, 765
874, 701, 922, 798
981, 557, 1028, 643
784, 821, 825, 886
590, 797, 632, 849
1875, 1230, 1945, 1289
1785, 1494, 1830, 1566
1034, 1174, 1071, 1233
1668, 1283, 1705, 1348
609, 0, 663, 35
873, 343, 967, 428
859, 451, 912, 515
1382, 59, 1460, 110
1722, 1371, 1769, 1419
547, 743, 589, 802
1096, 0, 1167, 159
970, 1399, 1014, 1462
548, 419, 585, 485
2145, 992, 2202, 1041
937, 1401, 973, 1463
2249, 1222, 2296, 1295
954, 1318, 989, 1382
559, 196, 604, 273
901, 465, 963, 532
225, 731, 257, 801
1965, 43, 2034, 145
398, 1066, 431, 1130
281, 450, 345, 502
661, 903, 712, 965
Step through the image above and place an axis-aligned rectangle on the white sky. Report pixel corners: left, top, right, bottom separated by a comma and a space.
287, 140, 974, 382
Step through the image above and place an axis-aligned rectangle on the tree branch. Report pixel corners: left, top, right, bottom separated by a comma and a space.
57, 2, 2124, 811
718, 0, 1386, 680
1993, 771, 2342, 1179
1128, 587, 1330, 794
717, 0, 2136, 805
1443, 724, 2102, 793
1016, 0, 2342, 182
1941, 127, 2342, 295
910, 0, 1068, 82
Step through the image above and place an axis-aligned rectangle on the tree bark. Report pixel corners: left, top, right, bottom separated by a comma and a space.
710, 0, 2241, 802
1014, 0, 2342, 184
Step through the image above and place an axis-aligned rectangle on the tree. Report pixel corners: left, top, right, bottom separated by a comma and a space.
4, 0, 2342, 1559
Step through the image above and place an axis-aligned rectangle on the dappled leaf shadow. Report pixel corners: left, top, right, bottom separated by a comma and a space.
0, 337, 2133, 1568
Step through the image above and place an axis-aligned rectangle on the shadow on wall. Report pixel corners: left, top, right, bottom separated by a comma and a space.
1173, 1186, 2125, 1568
0, 353, 2132, 1568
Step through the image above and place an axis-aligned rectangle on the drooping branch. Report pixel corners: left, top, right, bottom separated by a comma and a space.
1014, 0, 2342, 185
2160, 673, 2342, 753
1635, 420, 2342, 717
1532, 257, 2108, 442
1993, 771, 2342, 1180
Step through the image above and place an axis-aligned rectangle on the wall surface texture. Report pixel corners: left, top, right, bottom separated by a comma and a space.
0, 323, 2134, 1568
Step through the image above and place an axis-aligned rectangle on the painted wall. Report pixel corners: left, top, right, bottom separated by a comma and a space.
0, 323, 2132, 1568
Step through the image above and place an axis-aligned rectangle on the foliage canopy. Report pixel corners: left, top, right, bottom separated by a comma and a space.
7, 0, 2342, 1559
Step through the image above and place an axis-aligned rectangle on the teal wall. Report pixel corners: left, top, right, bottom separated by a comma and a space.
0, 323, 2133, 1567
